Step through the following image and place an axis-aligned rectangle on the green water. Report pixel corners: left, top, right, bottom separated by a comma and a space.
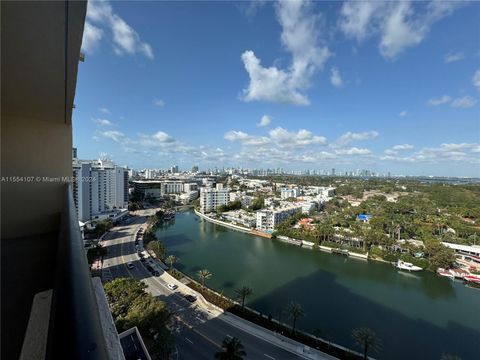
156, 210, 480, 359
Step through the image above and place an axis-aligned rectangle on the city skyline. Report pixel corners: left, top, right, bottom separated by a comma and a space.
74, 1, 480, 177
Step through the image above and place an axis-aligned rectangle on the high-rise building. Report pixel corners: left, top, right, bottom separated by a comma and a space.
73, 157, 129, 222
191, 165, 199, 173
170, 165, 179, 173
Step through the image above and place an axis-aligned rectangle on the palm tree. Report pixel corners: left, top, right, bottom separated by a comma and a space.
235, 286, 253, 311
165, 254, 177, 270
285, 301, 304, 334
351, 327, 382, 360
214, 337, 246, 360
197, 269, 212, 287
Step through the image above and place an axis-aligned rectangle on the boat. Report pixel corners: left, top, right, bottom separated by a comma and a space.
395, 260, 423, 272
463, 275, 480, 285
436, 268, 455, 280
448, 268, 470, 279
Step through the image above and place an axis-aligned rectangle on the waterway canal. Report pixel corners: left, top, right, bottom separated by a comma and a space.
155, 210, 480, 359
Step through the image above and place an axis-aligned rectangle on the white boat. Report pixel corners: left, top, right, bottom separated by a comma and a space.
395, 260, 423, 272
437, 268, 455, 279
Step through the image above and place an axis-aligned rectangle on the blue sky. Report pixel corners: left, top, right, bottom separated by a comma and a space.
74, 0, 480, 176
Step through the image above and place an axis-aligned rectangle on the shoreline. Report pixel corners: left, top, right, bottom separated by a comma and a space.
140, 212, 362, 359
194, 209, 369, 260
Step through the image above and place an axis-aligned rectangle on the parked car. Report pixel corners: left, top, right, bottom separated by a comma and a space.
184, 294, 197, 303
127, 262, 134, 270
167, 283, 178, 290
145, 265, 153, 272
152, 270, 160, 277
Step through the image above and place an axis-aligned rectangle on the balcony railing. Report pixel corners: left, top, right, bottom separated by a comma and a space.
46, 185, 110, 359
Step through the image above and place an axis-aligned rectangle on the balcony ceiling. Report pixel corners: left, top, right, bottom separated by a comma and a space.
1, 1, 86, 124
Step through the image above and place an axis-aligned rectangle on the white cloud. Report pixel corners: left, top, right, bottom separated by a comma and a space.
257, 115, 271, 127
380, 142, 480, 164
384, 149, 397, 156
93, 118, 113, 126
392, 144, 414, 151
224, 126, 327, 149
330, 67, 343, 88
151, 131, 174, 143
473, 70, 480, 91
269, 127, 327, 147
339, 1, 382, 41
399, 110, 407, 117
335, 147, 371, 156
81, 22, 103, 54
451, 96, 477, 108
153, 99, 165, 107
241, 0, 330, 105
100, 130, 128, 144
224, 130, 271, 146
444, 52, 464, 63
428, 95, 451, 106
85, 1, 153, 59
337, 131, 379, 145
379, 2, 424, 59
339, 1, 465, 59
99, 107, 111, 114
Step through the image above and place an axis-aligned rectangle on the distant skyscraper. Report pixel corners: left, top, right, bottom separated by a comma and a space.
171, 165, 179, 173
331, 168, 336, 176
72, 147, 77, 159
192, 165, 199, 173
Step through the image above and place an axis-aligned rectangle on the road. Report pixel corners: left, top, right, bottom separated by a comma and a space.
102, 210, 334, 360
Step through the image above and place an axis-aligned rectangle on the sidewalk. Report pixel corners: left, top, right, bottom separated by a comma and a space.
122, 213, 342, 360
150, 260, 337, 360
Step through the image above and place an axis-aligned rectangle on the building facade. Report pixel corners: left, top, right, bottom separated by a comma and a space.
256, 205, 302, 232
73, 157, 129, 222
200, 187, 229, 213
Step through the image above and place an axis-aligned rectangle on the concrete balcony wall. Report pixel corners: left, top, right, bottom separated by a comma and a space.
1, 0, 86, 240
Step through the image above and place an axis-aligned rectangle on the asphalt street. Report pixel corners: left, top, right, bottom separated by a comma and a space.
102, 212, 327, 360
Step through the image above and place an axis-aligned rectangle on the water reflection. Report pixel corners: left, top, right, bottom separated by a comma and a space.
155, 210, 480, 360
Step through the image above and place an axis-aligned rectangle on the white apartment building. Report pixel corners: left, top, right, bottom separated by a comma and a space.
256, 205, 302, 232
200, 187, 229, 213
132, 180, 185, 199
73, 158, 129, 222
281, 187, 301, 199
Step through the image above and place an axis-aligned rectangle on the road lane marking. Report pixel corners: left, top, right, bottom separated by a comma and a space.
264, 354, 276, 360
185, 337, 193, 344
192, 328, 221, 348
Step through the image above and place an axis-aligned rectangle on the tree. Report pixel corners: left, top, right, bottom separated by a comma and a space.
197, 269, 212, 287
104, 278, 174, 358
214, 337, 246, 360
250, 197, 264, 211
147, 240, 166, 260
235, 286, 253, 311
104, 278, 148, 319
165, 254, 178, 270
351, 327, 382, 360
285, 301, 304, 334
424, 241, 456, 269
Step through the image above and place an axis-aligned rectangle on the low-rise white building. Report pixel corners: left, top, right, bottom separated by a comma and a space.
256, 205, 302, 232
222, 210, 256, 228
281, 187, 301, 199
200, 187, 229, 213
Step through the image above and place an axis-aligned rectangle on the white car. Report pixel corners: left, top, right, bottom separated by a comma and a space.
167, 283, 178, 290
127, 262, 134, 269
